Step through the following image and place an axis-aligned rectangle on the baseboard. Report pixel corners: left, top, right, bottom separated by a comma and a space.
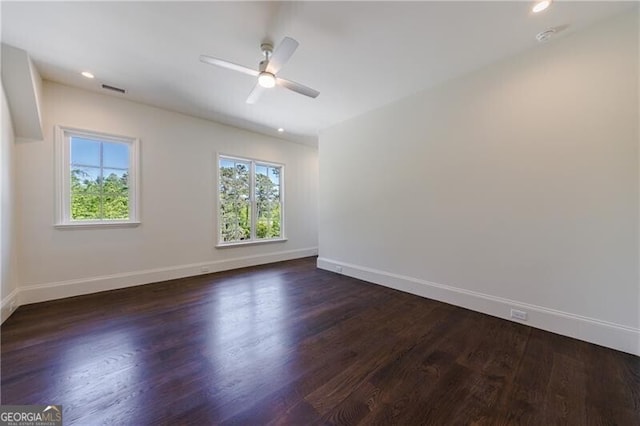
1, 288, 19, 324
7, 247, 317, 318
317, 257, 640, 356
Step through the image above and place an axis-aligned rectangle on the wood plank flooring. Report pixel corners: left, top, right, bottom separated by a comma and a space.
1, 257, 638, 425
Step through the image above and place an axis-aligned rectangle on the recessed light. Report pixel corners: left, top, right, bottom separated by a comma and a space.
81, 71, 94, 79
532, 0, 551, 13
277, 128, 284, 133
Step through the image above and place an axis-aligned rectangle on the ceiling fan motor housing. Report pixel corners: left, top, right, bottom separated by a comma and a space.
260, 42, 274, 58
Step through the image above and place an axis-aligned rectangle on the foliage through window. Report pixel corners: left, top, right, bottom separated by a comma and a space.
218, 155, 283, 244
55, 126, 140, 227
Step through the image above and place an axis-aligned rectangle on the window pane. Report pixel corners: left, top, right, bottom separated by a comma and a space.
103, 193, 129, 219
102, 169, 128, 194
103, 142, 130, 169
268, 167, 280, 184
103, 167, 129, 220
221, 202, 251, 242
71, 137, 100, 166
219, 159, 251, 242
220, 158, 235, 170
234, 161, 250, 176
71, 193, 101, 220
256, 165, 281, 239
256, 207, 280, 239
256, 165, 268, 177
71, 167, 101, 192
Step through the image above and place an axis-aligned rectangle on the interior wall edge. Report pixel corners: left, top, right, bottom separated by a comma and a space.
0, 288, 19, 324
1, 247, 318, 324
317, 257, 640, 356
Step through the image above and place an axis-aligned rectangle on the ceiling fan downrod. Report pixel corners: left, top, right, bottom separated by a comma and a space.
260, 42, 273, 60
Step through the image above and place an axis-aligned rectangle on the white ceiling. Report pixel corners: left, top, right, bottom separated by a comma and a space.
1, 1, 634, 146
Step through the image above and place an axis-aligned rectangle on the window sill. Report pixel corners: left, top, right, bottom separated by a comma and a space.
55, 221, 141, 230
216, 238, 287, 248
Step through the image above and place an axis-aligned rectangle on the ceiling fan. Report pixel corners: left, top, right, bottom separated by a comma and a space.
200, 37, 320, 104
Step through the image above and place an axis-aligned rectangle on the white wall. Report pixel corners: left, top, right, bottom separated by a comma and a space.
1, 83, 19, 322
0, 44, 44, 141
13, 81, 318, 305
319, 12, 639, 354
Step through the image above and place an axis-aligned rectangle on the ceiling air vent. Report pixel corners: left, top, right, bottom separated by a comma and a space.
101, 84, 126, 94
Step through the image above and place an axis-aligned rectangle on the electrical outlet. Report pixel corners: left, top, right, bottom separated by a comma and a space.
200, 266, 210, 273
510, 309, 527, 321
335, 265, 343, 273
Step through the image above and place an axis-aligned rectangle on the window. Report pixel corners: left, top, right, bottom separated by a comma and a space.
55, 126, 140, 227
218, 154, 284, 245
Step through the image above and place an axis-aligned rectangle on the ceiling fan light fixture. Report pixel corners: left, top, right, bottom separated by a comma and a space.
532, 0, 551, 13
258, 72, 276, 88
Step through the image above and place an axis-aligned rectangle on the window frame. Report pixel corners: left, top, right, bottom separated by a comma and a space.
216, 153, 286, 247
54, 125, 141, 228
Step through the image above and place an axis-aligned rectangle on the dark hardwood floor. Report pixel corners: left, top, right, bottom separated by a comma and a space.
1, 257, 638, 425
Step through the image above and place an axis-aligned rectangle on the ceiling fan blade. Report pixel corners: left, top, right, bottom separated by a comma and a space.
276, 77, 320, 99
200, 55, 259, 77
266, 37, 299, 74
246, 83, 266, 104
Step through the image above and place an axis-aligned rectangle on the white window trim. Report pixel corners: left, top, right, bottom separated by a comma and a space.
54, 125, 141, 229
216, 153, 286, 247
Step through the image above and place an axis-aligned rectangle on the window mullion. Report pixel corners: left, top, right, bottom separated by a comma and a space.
250, 161, 257, 240
64, 134, 72, 222
99, 142, 104, 220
